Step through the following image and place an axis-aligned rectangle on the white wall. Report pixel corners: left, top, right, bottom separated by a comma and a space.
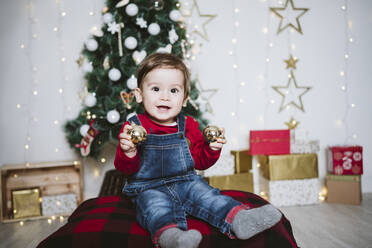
1, 0, 371, 197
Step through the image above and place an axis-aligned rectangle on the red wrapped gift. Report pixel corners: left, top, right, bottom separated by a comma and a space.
327, 146, 363, 175
249, 130, 290, 155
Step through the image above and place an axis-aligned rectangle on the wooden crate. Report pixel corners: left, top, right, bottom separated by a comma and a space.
0, 160, 83, 223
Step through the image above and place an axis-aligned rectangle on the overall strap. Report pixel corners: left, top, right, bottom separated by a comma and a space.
177, 114, 186, 134
127, 114, 142, 126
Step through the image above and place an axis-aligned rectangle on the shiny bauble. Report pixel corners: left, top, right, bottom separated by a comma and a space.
125, 3, 138, 16
107, 109, 120, 124
85, 39, 98, 51
102, 13, 113, 24
82, 62, 93, 73
148, 23, 160, 35
169, 10, 181, 22
108, 68, 121, 81
203, 125, 224, 143
126, 75, 138, 90
124, 36, 138, 50
79, 124, 90, 137
127, 122, 147, 144
84, 94, 97, 107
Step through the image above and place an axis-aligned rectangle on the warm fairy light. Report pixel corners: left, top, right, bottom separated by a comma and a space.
336, 120, 343, 126
266, 58, 270, 62
20, 44, 25, 49
228, 50, 233, 55
25, 144, 29, 150
239, 98, 244, 103
340, 71, 345, 76
341, 5, 346, 10
351, 103, 355, 108
291, 44, 296, 50
319, 186, 328, 201
233, 64, 238, 69
232, 38, 237, 44
94, 169, 100, 178
20, 221, 24, 226
349, 37, 353, 43
48, 219, 52, 224
61, 12, 66, 17
53, 27, 58, 32
33, 90, 38, 95
16, 104, 21, 109
51, 216, 56, 220
54, 120, 59, 125
262, 27, 268, 33
39, 197, 42, 203
56, 201, 61, 206
231, 112, 236, 116
55, 176, 59, 181
58, 88, 63, 93
269, 43, 273, 47
32, 34, 38, 39
13, 174, 18, 178
344, 54, 349, 59
101, 158, 106, 163
341, 85, 346, 91
92, 114, 97, 119
89, 11, 94, 16
234, 8, 240, 13
61, 57, 66, 62
59, 216, 64, 222
270, 99, 275, 104
25, 162, 30, 167
257, 163, 261, 168
352, 134, 357, 139
55, 148, 59, 152
73, 161, 79, 165
240, 81, 246, 86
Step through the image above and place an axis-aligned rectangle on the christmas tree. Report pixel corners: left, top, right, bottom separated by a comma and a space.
64, 0, 208, 158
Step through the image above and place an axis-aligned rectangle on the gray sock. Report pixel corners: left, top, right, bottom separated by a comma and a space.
158, 227, 202, 248
232, 204, 282, 240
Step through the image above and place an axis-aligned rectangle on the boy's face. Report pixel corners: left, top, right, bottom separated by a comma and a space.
135, 67, 187, 125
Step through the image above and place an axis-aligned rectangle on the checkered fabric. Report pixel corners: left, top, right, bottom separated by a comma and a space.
37, 190, 298, 248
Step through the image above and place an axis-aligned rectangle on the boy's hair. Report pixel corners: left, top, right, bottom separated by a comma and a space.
136, 53, 190, 100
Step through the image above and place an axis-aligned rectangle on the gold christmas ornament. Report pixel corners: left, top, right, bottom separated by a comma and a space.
127, 122, 147, 144
285, 116, 299, 129
182, 0, 217, 41
270, 0, 309, 35
203, 125, 224, 143
76, 54, 85, 67
272, 70, 311, 112
284, 54, 298, 70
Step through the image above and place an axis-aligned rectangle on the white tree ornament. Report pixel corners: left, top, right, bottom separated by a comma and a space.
103, 13, 113, 24
107, 110, 120, 123
132, 50, 147, 65
124, 36, 138, 50
148, 23, 160, 35
82, 62, 93, 73
107, 22, 120, 34
80, 124, 90, 137
85, 39, 98, 51
169, 10, 181, 22
84, 94, 97, 107
169, 28, 179, 44
126, 3, 138, 16
108, 68, 121, 81
127, 75, 138, 90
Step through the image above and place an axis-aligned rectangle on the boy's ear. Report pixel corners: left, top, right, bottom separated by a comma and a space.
182, 97, 188, 107
134, 88, 143, 103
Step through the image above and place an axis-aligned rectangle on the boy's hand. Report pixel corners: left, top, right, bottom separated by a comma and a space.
209, 128, 227, 151
119, 125, 137, 158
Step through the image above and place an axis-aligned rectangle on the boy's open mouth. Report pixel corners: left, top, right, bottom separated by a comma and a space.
157, 105, 170, 110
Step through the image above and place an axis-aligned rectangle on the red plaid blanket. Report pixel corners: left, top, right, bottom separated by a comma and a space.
37, 190, 298, 248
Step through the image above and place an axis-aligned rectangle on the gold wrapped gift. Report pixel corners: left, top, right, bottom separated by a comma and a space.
230, 150, 252, 173
258, 154, 318, 181
12, 188, 41, 219
205, 172, 253, 192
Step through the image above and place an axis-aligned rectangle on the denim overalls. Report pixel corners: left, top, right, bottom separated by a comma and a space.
123, 114, 244, 242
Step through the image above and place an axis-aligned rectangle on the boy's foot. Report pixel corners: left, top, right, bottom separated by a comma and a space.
232, 204, 282, 240
158, 227, 202, 248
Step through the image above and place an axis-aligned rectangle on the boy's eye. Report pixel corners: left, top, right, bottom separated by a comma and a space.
170, 88, 179, 93
151, 87, 159, 92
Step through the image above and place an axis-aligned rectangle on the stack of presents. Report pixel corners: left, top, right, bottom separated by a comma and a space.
251, 129, 320, 207
200, 128, 363, 207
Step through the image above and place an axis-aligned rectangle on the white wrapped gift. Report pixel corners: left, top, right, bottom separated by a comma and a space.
291, 140, 320, 154
41, 193, 77, 216
198, 154, 235, 177
258, 175, 319, 207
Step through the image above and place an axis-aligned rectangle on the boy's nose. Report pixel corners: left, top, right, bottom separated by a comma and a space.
160, 90, 170, 100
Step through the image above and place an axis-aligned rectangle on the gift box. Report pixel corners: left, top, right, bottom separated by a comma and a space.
327, 146, 363, 175
326, 174, 361, 205
250, 130, 290, 155
205, 172, 253, 193
257, 154, 318, 181
290, 140, 320, 154
230, 150, 252, 173
200, 154, 235, 177
12, 188, 41, 219
258, 175, 319, 207
41, 193, 77, 216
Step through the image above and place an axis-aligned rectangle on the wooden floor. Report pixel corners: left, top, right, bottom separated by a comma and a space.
1, 193, 371, 248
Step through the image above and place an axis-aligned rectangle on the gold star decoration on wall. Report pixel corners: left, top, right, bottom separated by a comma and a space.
270, 0, 309, 35
195, 77, 218, 114
272, 70, 311, 112
284, 54, 298, 69
183, 0, 217, 41
285, 116, 299, 129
